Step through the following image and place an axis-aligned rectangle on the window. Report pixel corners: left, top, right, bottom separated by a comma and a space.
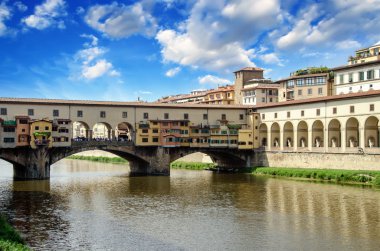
348, 73, 353, 82
239, 114, 244, 120
350, 106, 355, 113
4, 138, 15, 143
28, 109, 34, 116
298, 89, 302, 96
318, 88, 323, 95
287, 111, 291, 118
152, 137, 159, 143
296, 79, 304, 86
45, 126, 49, 130
53, 109, 59, 117
367, 70, 374, 80
333, 107, 337, 114
274, 113, 277, 118
262, 114, 265, 120
359, 71, 365, 81
19, 119, 28, 124
142, 138, 148, 143
339, 75, 344, 84
184, 113, 189, 120
269, 98, 273, 102
308, 88, 312, 95
316, 77, 326, 84
286, 80, 294, 87
262, 97, 266, 102
306, 78, 314, 85
370, 104, 375, 111
100, 111, 106, 118
152, 129, 158, 133
221, 114, 226, 120
0, 108, 7, 115
3, 127, 15, 132
301, 110, 304, 117
316, 109, 320, 116
144, 112, 149, 119
142, 129, 148, 133
203, 114, 208, 120
164, 113, 169, 119
122, 112, 128, 118
77, 110, 83, 117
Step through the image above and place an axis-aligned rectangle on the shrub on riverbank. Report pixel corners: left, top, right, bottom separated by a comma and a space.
170, 161, 216, 170
253, 167, 380, 186
0, 215, 30, 251
66, 155, 128, 164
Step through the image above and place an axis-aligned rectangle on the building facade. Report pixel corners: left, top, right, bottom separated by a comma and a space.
233, 67, 265, 105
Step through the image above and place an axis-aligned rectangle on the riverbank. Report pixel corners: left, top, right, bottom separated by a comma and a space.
0, 215, 30, 251
170, 161, 216, 170
253, 167, 380, 186
66, 155, 128, 164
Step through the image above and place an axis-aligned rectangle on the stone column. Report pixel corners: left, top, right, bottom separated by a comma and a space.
280, 127, 284, 151
324, 128, 329, 152
341, 127, 346, 152
308, 129, 313, 151
13, 147, 51, 180
293, 129, 298, 151
359, 127, 365, 149
267, 129, 271, 151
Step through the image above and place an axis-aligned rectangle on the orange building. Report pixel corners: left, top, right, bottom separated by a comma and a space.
15, 116, 30, 147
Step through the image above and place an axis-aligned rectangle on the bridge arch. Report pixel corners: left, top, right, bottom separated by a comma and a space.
92, 122, 113, 140
364, 116, 380, 147
259, 123, 268, 147
346, 117, 360, 147
312, 120, 324, 147
73, 121, 90, 139
297, 121, 308, 148
271, 122, 280, 148
283, 121, 294, 148
115, 122, 134, 141
328, 119, 341, 147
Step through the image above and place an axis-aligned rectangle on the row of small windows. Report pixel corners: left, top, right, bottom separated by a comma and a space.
338, 69, 380, 84
261, 104, 375, 120
286, 77, 326, 88
243, 89, 278, 97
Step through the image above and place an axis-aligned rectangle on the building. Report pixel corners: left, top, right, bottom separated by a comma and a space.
52, 119, 71, 147
15, 116, 30, 147
0, 118, 16, 148
157, 89, 207, 104
276, 69, 333, 102
333, 43, 380, 95
241, 79, 279, 106
201, 85, 235, 105
233, 67, 265, 105
348, 42, 380, 65
30, 119, 53, 149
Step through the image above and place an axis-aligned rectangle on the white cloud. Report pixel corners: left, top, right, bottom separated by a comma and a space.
260, 53, 283, 66
198, 75, 231, 85
0, 2, 11, 36
336, 40, 361, 50
85, 2, 157, 39
82, 59, 112, 79
156, 0, 280, 72
165, 67, 181, 77
22, 0, 67, 30
73, 34, 120, 80
14, 2, 27, 12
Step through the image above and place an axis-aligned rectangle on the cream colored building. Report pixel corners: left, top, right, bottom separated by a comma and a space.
233, 67, 265, 105
276, 72, 332, 102
241, 80, 279, 106
255, 90, 380, 153
348, 42, 380, 65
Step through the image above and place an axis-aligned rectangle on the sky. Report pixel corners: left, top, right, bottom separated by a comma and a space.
0, 0, 380, 102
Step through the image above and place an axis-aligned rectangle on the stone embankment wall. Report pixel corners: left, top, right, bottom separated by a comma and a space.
253, 152, 380, 170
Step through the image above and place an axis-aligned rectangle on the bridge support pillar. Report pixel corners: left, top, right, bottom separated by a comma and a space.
129, 147, 170, 176
12, 147, 51, 180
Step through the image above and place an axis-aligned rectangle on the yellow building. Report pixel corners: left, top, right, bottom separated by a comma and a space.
202, 85, 235, 105
348, 42, 380, 65
30, 119, 53, 149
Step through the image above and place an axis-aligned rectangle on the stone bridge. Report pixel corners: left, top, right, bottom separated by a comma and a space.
0, 141, 252, 180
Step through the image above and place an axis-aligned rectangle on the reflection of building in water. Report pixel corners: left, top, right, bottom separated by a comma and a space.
264, 179, 380, 250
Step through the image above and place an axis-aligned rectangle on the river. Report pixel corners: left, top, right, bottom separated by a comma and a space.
0, 159, 379, 251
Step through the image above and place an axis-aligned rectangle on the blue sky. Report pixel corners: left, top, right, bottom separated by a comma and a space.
0, 0, 380, 101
